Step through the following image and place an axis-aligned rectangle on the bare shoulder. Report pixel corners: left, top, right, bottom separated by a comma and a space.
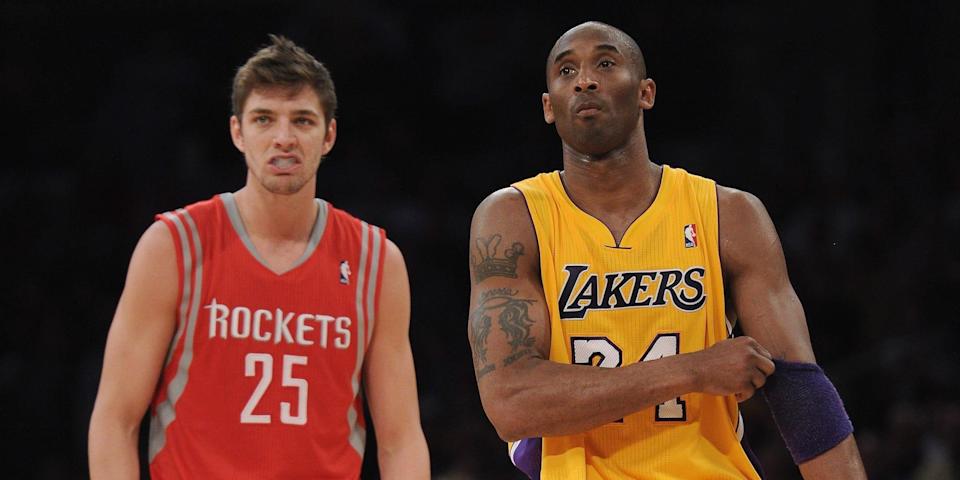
124, 220, 180, 306
371, 237, 411, 343
382, 237, 406, 270
378, 237, 410, 307
112, 220, 180, 334
716, 185, 782, 273
131, 220, 178, 273
716, 185, 770, 225
470, 187, 539, 279
472, 187, 533, 229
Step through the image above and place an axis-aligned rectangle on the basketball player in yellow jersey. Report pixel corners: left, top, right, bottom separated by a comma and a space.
467, 22, 867, 479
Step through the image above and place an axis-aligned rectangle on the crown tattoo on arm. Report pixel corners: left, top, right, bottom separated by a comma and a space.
471, 234, 524, 283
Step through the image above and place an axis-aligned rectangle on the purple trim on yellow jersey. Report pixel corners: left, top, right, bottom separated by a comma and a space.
510, 437, 542, 479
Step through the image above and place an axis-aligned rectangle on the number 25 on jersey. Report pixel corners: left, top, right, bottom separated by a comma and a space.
241, 353, 308, 425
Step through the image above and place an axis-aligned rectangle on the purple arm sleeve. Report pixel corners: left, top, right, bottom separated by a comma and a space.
761, 359, 854, 464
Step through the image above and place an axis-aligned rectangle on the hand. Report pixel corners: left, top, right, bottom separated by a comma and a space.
687, 336, 775, 402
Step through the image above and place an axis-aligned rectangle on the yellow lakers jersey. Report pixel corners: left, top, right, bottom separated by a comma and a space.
510, 165, 760, 480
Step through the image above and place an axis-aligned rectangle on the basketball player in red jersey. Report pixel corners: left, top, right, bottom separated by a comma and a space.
89, 35, 429, 479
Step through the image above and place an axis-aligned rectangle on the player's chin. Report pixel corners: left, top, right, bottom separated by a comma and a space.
263, 177, 309, 195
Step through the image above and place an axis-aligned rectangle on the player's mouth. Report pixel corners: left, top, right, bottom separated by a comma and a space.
268, 155, 302, 174
574, 101, 603, 118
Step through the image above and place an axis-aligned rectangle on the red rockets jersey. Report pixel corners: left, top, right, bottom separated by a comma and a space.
148, 192, 386, 479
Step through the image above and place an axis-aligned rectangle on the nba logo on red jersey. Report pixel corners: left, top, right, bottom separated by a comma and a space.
340, 260, 351, 285
684, 224, 698, 248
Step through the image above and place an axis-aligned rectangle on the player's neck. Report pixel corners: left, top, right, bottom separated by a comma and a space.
560, 130, 661, 217
233, 179, 319, 243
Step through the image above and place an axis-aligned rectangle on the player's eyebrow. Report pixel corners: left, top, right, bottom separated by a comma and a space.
247, 108, 320, 117
553, 49, 575, 64
553, 44, 623, 64
594, 44, 622, 56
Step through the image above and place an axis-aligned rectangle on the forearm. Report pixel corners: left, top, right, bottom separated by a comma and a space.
798, 435, 866, 480
377, 430, 430, 480
88, 412, 141, 480
483, 354, 698, 440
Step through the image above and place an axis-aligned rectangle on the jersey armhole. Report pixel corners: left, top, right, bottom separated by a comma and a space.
155, 213, 187, 318
369, 226, 388, 349
511, 184, 551, 361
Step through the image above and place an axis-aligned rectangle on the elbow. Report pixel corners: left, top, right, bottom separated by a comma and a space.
496, 427, 527, 444
481, 386, 538, 442
486, 409, 523, 443
488, 409, 527, 443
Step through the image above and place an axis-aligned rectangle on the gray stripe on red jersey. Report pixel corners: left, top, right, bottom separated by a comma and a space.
149, 209, 204, 462
219, 193, 329, 275
148, 211, 193, 460
365, 227, 382, 347
220, 192, 269, 268
287, 198, 328, 270
161, 213, 192, 369
347, 222, 370, 456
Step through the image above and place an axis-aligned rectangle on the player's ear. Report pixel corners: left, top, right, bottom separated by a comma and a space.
230, 115, 245, 152
542, 93, 556, 124
639, 78, 656, 110
322, 118, 337, 156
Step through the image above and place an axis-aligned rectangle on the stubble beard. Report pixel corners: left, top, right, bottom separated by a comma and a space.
247, 156, 320, 196
563, 112, 640, 159
565, 125, 621, 158
260, 175, 309, 195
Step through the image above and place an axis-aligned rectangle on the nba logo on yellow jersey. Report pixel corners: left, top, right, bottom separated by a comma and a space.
684, 224, 698, 248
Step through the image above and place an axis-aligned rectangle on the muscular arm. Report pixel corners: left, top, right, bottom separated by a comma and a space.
718, 186, 866, 479
469, 188, 773, 441
89, 221, 180, 479
363, 240, 429, 479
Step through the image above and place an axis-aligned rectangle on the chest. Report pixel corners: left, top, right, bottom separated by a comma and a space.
248, 237, 313, 275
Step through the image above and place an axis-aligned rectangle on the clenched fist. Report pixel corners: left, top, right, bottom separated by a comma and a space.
686, 336, 775, 402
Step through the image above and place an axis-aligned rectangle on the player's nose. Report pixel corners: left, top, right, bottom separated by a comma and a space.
272, 119, 298, 150
574, 73, 599, 92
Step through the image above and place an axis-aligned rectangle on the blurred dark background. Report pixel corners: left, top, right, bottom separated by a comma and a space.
2, 1, 959, 478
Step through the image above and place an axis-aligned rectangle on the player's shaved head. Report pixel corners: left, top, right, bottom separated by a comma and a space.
547, 21, 647, 80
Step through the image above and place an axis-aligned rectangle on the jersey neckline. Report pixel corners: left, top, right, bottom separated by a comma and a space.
548, 164, 675, 248
218, 192, 329, 276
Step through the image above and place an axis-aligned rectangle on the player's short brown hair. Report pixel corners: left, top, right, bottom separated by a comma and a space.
231, 34, 337, 123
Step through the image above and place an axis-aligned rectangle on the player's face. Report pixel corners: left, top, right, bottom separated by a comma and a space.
230, 86, 337, 195
542, 28, 653, 157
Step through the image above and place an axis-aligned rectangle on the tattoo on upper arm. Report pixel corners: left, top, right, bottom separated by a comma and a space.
471, 234, 524, 284
469, 288, 538, 379
470, 303, 495, 379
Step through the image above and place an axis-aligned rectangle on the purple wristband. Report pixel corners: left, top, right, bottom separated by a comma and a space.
761, 359, 854, 464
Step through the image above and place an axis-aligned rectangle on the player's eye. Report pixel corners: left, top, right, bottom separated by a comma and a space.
560, 66, 575, 76
598, 60, 615, 69
254, 115, 271, 125
294, 117, 315, 126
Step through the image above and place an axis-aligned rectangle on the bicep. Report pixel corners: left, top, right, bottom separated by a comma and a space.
93, 221, 180, 425
468, 189, 550, 385
719, 187, 815, 363
363, 240, 422, 441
